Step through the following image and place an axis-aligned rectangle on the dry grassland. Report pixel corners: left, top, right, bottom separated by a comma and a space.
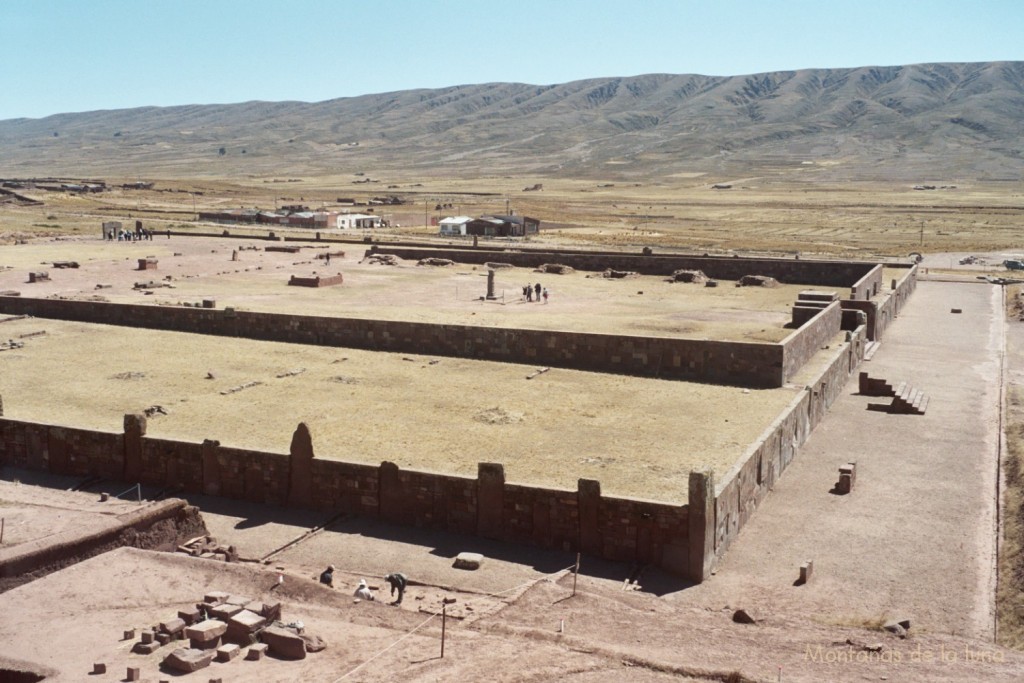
0, 316, 809, 502
4, 174, 1024, 259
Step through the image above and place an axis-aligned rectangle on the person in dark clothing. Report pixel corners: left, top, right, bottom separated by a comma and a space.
384, 572, 407, 604
534, 283, 542, 300
319, 564, 335, 587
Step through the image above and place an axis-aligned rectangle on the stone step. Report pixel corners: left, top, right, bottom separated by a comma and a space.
863, 341, 881, 361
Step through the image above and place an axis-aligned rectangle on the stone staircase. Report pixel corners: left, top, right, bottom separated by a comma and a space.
861, 373, 928, 415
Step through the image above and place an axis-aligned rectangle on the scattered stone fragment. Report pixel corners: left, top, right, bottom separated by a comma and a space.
246, 643, 268, 660
126, 666, 141, 681
216, 643, 241, 662
732, 609, 757, 625
883, 622, 907, 638
417, 257, 455, 267
300, 634, 327, 653
737, 274, 779, 287
601, 268, 638, 279
92, 663, 106, 674
162, 647, 216, 673
454, 552, 484, 570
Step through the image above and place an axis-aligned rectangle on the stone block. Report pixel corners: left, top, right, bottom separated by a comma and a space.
260, 601, 282, 622
204, 591, 230, 604
123, 628, 136, 640
246, 643, 268, 660
141, 630, 155, 644
160, 618, 186, 635
261, 625, 307, 660
225, 594, 252, 606
132, 641, 161, 655
209, 603, 243, 620
162, 647, 216, 673
215, 643, 241, 662
126, 667, 141, 681
156, 632, 172, 645
92, 663, 106, 674
226, 609, 266, 642
453, 552, 484, 570
185, 620, 227, 644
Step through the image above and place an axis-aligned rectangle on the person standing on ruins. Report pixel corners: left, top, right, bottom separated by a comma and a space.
384, 572, 407, 604
534, 282, 542, 301
543, 287, 549, 304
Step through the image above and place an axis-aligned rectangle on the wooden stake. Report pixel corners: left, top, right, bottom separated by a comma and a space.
441, 602, 447, 659
572, 552, 580, 596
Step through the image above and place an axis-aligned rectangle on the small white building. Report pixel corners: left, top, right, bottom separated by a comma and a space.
439, 216, 472, 236
337, 212, 382, 229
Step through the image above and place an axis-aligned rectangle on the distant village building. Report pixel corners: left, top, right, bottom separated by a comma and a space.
439, 215, 540, 238
337, 212, 383, 229
439, 216, 473, 236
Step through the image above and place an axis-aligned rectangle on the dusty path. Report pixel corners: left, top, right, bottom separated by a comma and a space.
677, 280, 1002, 641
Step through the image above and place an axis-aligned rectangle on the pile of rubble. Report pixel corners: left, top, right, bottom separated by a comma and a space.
599, 268, 638, 279
738, 274, 779, 287
364, 253, 398, 266
667, 269, 708, 283
536, 263, 574, 274
177, 535, 239, 563
417, 257, 455, 267
114, 590, 326, 675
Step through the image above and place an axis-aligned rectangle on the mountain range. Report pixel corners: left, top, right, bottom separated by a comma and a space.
1, 61, 1022, 181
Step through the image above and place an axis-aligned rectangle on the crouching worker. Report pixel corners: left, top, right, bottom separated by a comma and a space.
384, 572, 407, 605
319, 564, 335, 587
354, 579, 375, 601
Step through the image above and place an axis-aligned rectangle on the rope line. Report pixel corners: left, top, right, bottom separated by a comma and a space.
331, 562, 578, 680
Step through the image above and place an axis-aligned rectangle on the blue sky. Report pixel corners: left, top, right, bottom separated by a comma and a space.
2, 0, 1020, 120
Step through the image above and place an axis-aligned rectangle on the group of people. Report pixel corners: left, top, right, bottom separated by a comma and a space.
319, 565, 408, 605
522, 282, 549, 303
108, 227, 155, 241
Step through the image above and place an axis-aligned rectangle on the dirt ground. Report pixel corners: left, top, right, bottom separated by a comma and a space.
1, 476, 1023, 683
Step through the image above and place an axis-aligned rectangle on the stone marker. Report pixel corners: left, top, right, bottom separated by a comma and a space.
246, 643, 268, 661
799, 560, 814, 584
261, 625, 307, 660
453, 552, 484, 570
837, 462, 857, 494
162, 647, 216, 673
127, 667, 141, 681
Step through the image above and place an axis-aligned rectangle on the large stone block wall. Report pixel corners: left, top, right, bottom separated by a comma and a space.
839, 264, 918, 342
0, 416, 692, 577
779, 301, 842, 382
369, 246, 878, 285
850, 264, 883, 301
707, 324, 868, 574
0, 296, 787, 387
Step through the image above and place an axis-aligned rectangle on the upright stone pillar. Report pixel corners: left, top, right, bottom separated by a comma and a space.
486, 269, 496, 300
578, 478, 602, 556
122, 413, 147, 483
0, 392, 4, 416
687, 470, 716, 582
287, 423, 313, 506
477, 463, 505, 538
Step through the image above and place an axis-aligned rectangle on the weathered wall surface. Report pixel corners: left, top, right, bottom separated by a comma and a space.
369, 246, 878, 285
0, 417, 691, 577
779, 301, 842, 383
840, 264, 918, 341
850, 264, 884, 301
0, 296, 787, 388
707, 324, 868, 574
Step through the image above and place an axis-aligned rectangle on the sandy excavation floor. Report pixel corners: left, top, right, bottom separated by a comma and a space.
0, 234, 819, 342
0, 315, 805, 502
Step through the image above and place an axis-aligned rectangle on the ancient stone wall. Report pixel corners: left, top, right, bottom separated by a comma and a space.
840, 264, 918, 342
706, 324, 868, 575
369, 246, 878, 285
779, 301, 842, 382
0, 296, 787, 388
0, 417, 692, 577
850, 264, 883, 301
